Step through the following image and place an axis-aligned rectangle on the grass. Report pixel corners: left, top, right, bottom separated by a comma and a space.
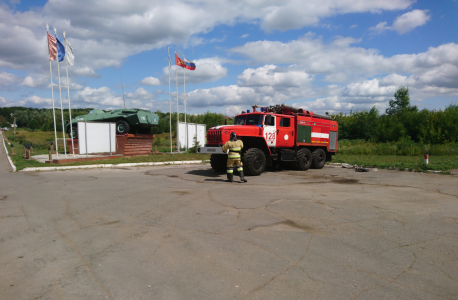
4, 128, 68, 150
332, 154, 458, 172
338, 139, 458, 156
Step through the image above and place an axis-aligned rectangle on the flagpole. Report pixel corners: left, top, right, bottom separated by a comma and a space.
64, 31, 75, 156
183, 55, 187, 151
54, 28, 67, 157
168, 47, 172, 153
175, 51, 179, 151
47, 24, 59, 159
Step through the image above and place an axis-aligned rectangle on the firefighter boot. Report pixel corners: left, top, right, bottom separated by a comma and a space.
226, 173, 233, 182
239, 171, 247, 183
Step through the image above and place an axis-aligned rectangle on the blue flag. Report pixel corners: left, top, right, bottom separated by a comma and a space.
56, 38, 65, 62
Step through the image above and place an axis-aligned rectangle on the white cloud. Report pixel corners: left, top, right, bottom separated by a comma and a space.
185, 38, 458, 113
369, 21, 391, 34
74, 67, 101, 78
73, 86, 123, 107
0, 71, 19, 89
19, 76, 48, 88
369, 10, 431, 35
259, 0, 413, 31
20, 95, 53, 107
161, 57, 228, 84
392, 9, 431, 34
140, 77, 161, 86
221, 105, 245, 117
231, 35, 458, 80
126, 87, 156, 101
231, 34, 386, 75
0, 0, 414, 73
0, 96, 9, 105
342, 79, 396, 97
237, 65, 311, 88
240, 34, 249, 38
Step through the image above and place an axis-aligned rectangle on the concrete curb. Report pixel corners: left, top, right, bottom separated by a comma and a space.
2, 133, 16, 172
21, 160, 210, 172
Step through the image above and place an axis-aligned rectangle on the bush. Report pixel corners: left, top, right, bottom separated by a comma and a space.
337, 140, 458, 156
28, 119, 40, 130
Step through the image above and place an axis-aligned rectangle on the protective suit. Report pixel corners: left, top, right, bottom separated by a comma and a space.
222, 132, 247, 183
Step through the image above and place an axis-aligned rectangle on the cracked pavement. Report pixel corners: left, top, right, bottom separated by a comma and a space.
1, 145, 458, 299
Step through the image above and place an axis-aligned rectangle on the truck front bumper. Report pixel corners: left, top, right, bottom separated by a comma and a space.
197, 146, 226, 154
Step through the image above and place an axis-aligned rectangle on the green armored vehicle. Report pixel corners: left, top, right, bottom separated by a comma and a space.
65, 108, 159, 138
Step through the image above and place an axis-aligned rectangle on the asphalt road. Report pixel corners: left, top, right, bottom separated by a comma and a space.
1, 138, 458, 299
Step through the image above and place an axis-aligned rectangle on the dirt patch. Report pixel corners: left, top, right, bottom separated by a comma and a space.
104, 220, 120, 225
0, 195, 7, 201
331, 178, 359, 184
144, 171, 159, 176
250, 220, 319, 233
281, 220, 314, 231
172, 190, 190, 195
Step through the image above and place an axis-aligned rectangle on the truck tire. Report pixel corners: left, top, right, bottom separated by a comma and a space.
243, 148, 266, 176
311, 148, 326, 169
296, 148, 312, 170
116, 120, 130, 134
210, 154, 227, 173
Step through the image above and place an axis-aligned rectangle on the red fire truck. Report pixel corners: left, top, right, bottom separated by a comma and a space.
197, 104, 338, 176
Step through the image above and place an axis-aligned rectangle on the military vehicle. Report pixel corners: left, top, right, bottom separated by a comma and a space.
65, 108, 159, 138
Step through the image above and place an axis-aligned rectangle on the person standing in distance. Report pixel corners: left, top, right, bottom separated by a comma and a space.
222, 132, 247, 183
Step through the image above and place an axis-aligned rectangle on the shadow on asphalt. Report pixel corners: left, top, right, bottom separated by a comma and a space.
203, 178, 227, 182
187, 168, 222, 177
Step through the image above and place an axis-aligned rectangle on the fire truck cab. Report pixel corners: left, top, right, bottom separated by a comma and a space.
197, 104, 338, 176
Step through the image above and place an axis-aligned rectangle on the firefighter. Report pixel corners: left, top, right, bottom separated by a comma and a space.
222, 132, 247, 183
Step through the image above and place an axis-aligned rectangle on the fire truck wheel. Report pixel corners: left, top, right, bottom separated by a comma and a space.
210, 154, 227, 173
311, 148, 326, 169
296, 148, 312, 170
243, 148, 266, 176
116, 120, 130, 134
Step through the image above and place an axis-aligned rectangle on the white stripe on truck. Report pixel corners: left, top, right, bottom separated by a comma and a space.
311, 132, 329, 139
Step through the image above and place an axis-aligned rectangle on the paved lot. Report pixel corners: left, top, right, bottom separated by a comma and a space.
1, 143, 458, 299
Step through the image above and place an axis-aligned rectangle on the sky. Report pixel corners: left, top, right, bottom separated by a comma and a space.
0, 0, 457, 117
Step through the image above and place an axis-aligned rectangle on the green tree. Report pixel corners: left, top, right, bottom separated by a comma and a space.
386, 86, 417, 116
28, 119, 40, 130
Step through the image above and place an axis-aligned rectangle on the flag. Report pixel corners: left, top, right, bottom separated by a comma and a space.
168, 48, 171, 69
175, 53, 186, 69
64, 38, 74, 65
183, 58, 196, 70
56, 38, 65, 62
48, 33, 57, 61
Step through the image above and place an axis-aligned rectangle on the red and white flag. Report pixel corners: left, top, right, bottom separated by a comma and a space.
47, 33, 57, 61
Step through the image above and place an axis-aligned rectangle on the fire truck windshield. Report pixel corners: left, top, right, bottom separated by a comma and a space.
234, 114, 263, 126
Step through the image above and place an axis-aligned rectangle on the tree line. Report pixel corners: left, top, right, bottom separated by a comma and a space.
331, 87, 458, 144
0, 107, 92, 131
